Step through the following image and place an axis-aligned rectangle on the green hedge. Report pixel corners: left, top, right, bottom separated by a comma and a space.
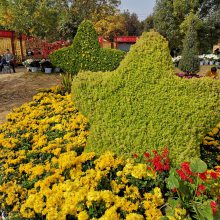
49, 20, 125, 74
72, 31, 220, 164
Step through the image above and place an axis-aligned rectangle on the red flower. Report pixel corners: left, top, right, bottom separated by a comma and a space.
216, 167, 220, 172
147, 166, 152, 171
181, 162, 192, 176
176, 169, 188, 181
210, 171, 219, 180
152, 150, 158, 155
133, 153, 138, 158
144, 152, 150, 158
210, 201, 217, 215
198, 184, 206, 192
199, 172, 207, 181
152, 155, 164, 172
172, 188, 177, 193
196, 190, 201, 196
162, 147, 169, 157
188, 178, 193, 183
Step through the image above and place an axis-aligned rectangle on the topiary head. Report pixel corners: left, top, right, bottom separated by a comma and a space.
117, 31, 174, 81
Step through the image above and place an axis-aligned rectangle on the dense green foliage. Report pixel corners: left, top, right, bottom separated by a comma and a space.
179, 22, 200, 73
154, 0, 181, 50
0, 0, 121, 41
154, 0, 220, 52
72, 30, 220, 164
50, 20, 125, 74
121, 11, 143, 36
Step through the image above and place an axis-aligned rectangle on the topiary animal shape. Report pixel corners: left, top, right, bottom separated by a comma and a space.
50, 20, 125, 74
72, 31, 220, 164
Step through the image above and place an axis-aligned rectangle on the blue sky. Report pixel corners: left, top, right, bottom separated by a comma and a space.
119, 0, 156, 21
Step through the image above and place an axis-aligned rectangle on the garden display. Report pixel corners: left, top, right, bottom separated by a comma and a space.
0, 28, 220, 220
72, 30, 220, 164
49, 20, 125, 75
0, 87, 219, 219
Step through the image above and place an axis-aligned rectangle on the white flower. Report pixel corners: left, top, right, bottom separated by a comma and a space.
172, 56, 182, 63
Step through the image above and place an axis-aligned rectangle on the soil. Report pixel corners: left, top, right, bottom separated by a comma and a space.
0, 67, 61, 124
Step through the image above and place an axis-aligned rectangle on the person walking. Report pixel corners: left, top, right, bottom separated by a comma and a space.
0, 55, 6, 72
5, 49, 16, 73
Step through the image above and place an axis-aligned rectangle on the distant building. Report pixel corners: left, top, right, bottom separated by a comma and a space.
114, 36, 139, 52
99, 36, 139, 52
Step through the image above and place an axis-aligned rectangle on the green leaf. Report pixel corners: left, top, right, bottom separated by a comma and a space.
167, 171, 179, 189
159, 217, 169, 220
193, 201, 213, 220
214, 207, 220, 220
190, 158, 207, 173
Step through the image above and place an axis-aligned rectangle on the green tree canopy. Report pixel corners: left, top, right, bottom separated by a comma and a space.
0, 0, 121, 41
121, 10, 143, 36
153, 0, 220, 52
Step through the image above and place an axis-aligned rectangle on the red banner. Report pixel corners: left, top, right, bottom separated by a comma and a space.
114, 36, 138, 43
0, 30, 14, 38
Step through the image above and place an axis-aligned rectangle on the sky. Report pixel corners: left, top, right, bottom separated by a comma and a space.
119, 0, 156, 21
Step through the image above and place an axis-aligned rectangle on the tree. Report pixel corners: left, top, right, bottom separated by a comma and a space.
121, 10, 142, 36
198, 6, 220, 53
142, 15, 154, 32
58, 0, 121, 40
153, 0, 220, 53
154, 0, 181, 50
0, 0, 121, 41
0, 0, 60, 41
179, 20, 200, 73
94, 15, 127, 41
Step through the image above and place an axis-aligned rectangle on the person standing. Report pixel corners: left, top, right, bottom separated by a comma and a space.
0, 55, 6, 72
5, 49, 16, 73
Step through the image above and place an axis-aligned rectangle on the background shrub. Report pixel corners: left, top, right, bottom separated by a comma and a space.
179, 21, 200, 73
49, 20, 125, 74
72, 31, 220, 164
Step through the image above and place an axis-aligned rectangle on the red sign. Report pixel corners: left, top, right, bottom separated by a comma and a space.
114, 36, 138, 43
0, 30, 14, 38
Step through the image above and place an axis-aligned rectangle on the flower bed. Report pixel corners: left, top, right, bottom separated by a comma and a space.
0, 88, 219, 220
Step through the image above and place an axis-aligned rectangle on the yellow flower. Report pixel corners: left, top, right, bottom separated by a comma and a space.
126, 213, 144, 220
78, 211, 89, 220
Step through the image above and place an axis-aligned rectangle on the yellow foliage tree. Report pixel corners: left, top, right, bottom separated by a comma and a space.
94, 15, 127, 41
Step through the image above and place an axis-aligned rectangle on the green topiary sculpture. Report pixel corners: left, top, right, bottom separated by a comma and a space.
72, 31, 220, 164
49, 20, 125, 74
179, 22, 200, 73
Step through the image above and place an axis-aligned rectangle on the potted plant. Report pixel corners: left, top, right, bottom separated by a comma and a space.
172, 56, 182, 67
198, 55, 205, 66
22, 59, 34, 71
30, 60, 40, 72
40, 60, 53, 73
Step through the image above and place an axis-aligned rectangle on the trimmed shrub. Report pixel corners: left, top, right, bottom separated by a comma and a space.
179, 22, 200, 73
49, 20, 125, 74
72, 30, 220, 164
